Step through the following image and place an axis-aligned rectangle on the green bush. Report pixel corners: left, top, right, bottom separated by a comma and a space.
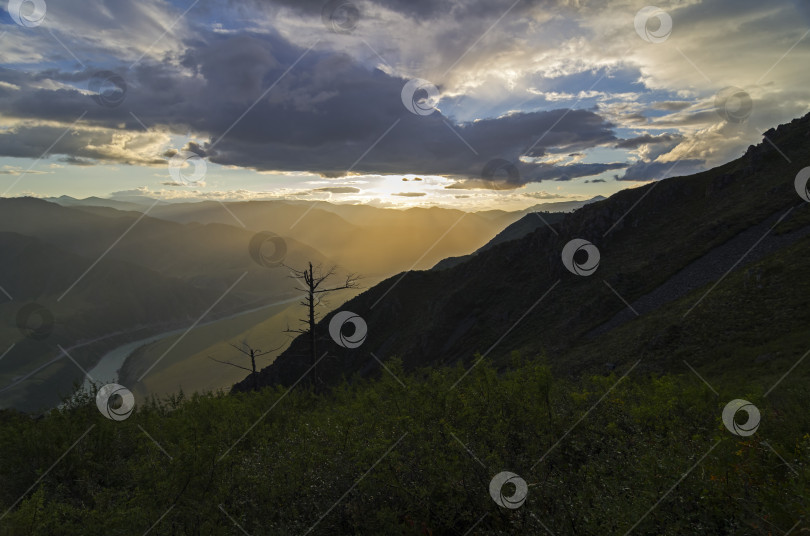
0, 357, 807, 535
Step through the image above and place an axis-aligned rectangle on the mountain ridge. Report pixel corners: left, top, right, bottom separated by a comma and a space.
233, 113, 810, 392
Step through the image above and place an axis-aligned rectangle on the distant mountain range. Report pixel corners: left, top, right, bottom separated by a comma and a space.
0, 197, 338, 410
45, 195, 147, 212
43, 196, 601, 278
2, 195, 572, 410
234, 114, 810, 393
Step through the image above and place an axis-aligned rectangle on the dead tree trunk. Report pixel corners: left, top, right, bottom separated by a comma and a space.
308, 263, 317, 378
250, 348, 258, 391
207, 341, 281, 391
286, 262, 360, 391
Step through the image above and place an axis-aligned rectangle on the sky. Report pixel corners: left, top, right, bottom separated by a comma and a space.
0, 0, 809, 211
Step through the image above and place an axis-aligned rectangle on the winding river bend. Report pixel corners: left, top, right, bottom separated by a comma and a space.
79, 295, 301, 394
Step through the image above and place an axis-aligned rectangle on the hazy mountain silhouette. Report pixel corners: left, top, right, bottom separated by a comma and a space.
0, 198, 336, 410
110, 200, 520, 277
0, 231, 217, 411
44, 196, 601, 278
0, 198, 330, 303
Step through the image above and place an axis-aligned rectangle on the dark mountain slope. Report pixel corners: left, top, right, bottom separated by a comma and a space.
588, 205, 810, 338
433, 211, 567, 270
235, 113, 810, 392
560, 227, 810, 381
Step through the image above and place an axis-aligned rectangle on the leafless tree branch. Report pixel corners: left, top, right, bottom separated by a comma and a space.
206, 356, 253, 373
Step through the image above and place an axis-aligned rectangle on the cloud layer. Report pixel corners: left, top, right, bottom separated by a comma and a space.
1, 0, 808, 194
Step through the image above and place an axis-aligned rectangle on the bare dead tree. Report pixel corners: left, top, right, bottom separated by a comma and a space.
286, 262, 361, 390
208, 340, 283, 391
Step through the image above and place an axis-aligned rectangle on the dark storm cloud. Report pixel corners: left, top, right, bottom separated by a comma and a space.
623, 113, 648, 125
617, 159, 705, 182
60, 156, 98, 166
651, 101, 693, 112
0, 26, 621, 188
615, 133, 684, 149
0, 123, 163, 165
446, 161, 625, 190
314, 187, 361, 193
546, 162, 627, 181
523, 191, 564, 199
213, 104, 619, 181
237, 0, 558, 23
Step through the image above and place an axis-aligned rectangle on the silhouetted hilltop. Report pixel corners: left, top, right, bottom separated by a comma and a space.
235, 113, 810, 392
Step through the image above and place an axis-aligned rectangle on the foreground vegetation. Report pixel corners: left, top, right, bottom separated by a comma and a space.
1, 355, 806, 535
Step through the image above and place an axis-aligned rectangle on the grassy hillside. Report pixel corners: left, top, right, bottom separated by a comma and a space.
0, 350, 806, 534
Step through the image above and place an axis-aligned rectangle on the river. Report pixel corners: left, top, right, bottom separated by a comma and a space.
79, 295, 301, 393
